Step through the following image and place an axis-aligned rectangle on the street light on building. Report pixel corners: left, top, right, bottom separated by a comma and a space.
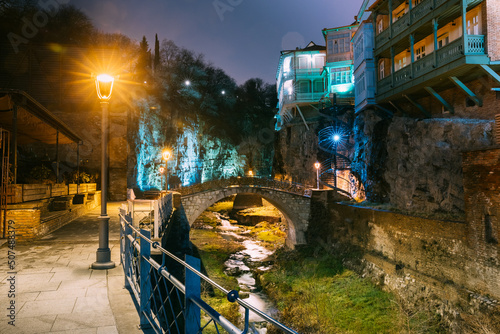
162, 149, 171, 190
314, 161, 320, 189
92, 73, 115, 270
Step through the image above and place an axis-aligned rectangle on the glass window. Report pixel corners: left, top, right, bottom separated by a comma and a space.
331, 67, 352, 85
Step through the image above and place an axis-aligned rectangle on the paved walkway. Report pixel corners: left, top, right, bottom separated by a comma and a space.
0, 202, 153, 334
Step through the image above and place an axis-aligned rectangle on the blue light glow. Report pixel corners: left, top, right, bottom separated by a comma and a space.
332, 83, 354, 93
133, 100, 247, 191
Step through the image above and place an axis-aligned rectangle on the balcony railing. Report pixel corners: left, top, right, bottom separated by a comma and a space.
377, 35, 485, 97
466, 34, 485, 53
375, 0, 482, 48
295, 68, 323, 76
392, 14, 410, 36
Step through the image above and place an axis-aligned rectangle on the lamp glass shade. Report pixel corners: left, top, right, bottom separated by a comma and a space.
314, 162, 320, 169
159, 166, 165, 174
162, 150, 171, 161
95, 74, 114, 101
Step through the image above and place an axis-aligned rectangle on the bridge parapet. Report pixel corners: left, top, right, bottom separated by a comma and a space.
172, 176, 312, 197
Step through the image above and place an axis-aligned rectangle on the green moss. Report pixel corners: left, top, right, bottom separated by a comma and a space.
262, 249, 434, 334
208, 201, 233, 213
190, 228, 244, 331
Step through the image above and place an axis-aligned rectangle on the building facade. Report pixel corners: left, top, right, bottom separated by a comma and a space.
275, 42, 326, 131
354, 0, 500, 119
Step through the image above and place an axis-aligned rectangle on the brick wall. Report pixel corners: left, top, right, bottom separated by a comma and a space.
486, 0, 500, 61
309, 188, 500, 306
0, 191, 101, 241
462, 148, 499, 295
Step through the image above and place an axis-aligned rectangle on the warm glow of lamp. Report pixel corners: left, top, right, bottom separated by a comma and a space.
314, 162, 320, 169
159, 166, 165, 174
95, 74, 114, 101
162, 150, 171, 161
248, 170, 253, 177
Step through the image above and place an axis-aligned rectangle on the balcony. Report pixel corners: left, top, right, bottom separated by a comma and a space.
375, 0, 483, 54
376, 35, 487, 101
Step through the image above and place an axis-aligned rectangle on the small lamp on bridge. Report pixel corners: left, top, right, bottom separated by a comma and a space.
248, 170, 254, 177
314, 161, 320, 189
91, 73, 116, 270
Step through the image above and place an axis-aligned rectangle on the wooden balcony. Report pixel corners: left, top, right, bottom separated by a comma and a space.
376, 35, 488, 102
375, 0, 483, 56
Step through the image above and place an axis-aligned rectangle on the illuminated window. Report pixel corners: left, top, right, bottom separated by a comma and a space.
331, 67, 352, 85
467, 14, 480, 35
284, 80, 293, 95
415, 45, 426, 60
379, 60, 385, 79
298, 57, 308, 69
378, 19, 384, 34
438, 33, 449, 48
313, 56, 325, 68
413, 0, 423, 6
283, 57, 291, 73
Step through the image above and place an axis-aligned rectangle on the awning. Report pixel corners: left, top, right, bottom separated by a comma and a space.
0, 89, 81, 145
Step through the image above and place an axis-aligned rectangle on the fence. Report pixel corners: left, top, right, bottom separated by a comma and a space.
119, 198, 299, 334
126, 194, 174, 239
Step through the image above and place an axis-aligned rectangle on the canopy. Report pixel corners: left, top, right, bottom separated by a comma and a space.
0, 90, 81, 145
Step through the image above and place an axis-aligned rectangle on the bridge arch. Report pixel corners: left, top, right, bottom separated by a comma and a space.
180, 186, 311, 248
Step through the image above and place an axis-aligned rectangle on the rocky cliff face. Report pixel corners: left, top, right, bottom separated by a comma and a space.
352, 110, 494, 216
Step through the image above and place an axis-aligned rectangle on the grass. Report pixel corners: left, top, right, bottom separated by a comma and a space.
261, 248, 443, 334
207, 200, 233, 213
190, 227, 244, 333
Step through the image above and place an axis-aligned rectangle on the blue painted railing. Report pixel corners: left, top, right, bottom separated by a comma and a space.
119, 204, 299, 334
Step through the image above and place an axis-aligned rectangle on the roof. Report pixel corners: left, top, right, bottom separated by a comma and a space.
280, 41, 326, 54
0, 89, 82, 145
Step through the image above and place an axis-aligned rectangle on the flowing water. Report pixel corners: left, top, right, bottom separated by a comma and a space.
214, 212, 277, 333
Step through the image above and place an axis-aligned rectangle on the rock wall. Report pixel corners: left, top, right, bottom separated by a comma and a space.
308, 190, 500, 329
352, 110, 494, 216
273, 122, 320, 187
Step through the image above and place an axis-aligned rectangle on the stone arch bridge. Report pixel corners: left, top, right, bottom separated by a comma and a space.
173, 177, 313, 248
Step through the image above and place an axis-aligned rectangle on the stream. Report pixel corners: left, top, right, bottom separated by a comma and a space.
214, 212, 277, 333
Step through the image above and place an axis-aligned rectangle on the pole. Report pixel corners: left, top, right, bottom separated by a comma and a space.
92, 101, 115, 269
333, 143, 338, 190
316, 167, 319, 189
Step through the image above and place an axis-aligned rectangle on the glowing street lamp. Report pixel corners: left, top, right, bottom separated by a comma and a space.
185, 80, 191, 86
314, 161, 320, 189
332, 134, 341, 190
92, 73, 115, 270
162, 149, 171, 190
248, 170, 253, 177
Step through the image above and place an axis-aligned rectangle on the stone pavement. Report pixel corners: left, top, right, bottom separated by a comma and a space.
0, 202, 154, 334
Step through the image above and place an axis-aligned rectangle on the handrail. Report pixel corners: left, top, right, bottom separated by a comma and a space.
120, 213, 300, 334
173, 176, 312, 198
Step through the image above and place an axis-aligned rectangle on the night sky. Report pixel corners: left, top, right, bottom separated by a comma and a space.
70, 0, 361, 85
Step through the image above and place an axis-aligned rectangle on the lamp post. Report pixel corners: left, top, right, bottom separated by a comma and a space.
332, 134, 340, 190
162, 149, 171, 191
92, 74, 115, 270
314, 161, 320, 189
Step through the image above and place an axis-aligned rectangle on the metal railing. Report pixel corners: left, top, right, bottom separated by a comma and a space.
119, 206, 299, 334
172, 176, 312, 198
127, 194, 174, 239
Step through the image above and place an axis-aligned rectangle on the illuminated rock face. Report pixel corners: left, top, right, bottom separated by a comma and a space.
131, 102, 245, 191
352, 110, 495, 215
